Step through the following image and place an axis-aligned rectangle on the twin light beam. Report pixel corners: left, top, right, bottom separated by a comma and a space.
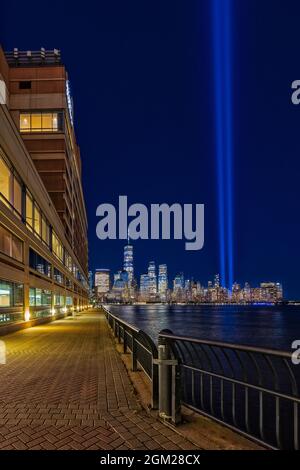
212, 0, 234, 289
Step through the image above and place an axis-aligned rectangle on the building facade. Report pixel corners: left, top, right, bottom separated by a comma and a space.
0, 47, 89, 325
95, 269, 110, 298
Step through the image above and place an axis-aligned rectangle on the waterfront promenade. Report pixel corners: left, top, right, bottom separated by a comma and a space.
0, 312, 198, 450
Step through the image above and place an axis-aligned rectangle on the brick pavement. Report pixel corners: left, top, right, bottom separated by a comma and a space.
0, 313, 197, 450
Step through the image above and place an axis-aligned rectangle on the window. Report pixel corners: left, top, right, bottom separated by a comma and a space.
29, 248, 51, 277
54, 268, 64, 284
0, 154, 22, 216
19, 81, 31, 89
13, 178, 22, 215
0, 225, 23, 262
0, 280, 23, 307
41, 215, 49, 246
0, 156, 11, 202
29, 287, 51, 306
26, 192, 33, 229
54, 294, 64, 306
52, 231, 63, 262
0, 281, 11, 307
33, 203, 41, 236
20, 112, 62, 132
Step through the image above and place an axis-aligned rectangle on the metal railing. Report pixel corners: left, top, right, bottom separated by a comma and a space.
103, 306, 159, 409
159, 330, 300, 450
103, 307, 300, 450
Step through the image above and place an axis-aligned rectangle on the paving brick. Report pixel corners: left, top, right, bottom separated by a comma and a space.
0, 312, 196, 451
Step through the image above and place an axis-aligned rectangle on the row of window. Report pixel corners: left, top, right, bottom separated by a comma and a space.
0, 280, 76, 309
20, 112, 63, 133
0, 224, 23, 262
0, 150, 88, 290
0, 281, 24, 308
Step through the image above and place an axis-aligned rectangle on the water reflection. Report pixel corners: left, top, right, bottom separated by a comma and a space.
106, 304, 300, 349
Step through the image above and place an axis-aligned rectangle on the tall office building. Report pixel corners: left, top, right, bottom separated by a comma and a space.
140, 274, 150, 300
214, 274, 220, 288
148, 261, 157, 296
158, 264, 168, 300
0, 47, 88, 326
95, 269, 110, 296
260, 282, 283, 303
123, 244, 134, 286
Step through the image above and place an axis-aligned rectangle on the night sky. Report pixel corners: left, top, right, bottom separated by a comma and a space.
2, 0, 300, 298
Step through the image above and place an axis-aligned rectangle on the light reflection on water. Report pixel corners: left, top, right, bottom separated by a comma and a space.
105, 304, 300, 349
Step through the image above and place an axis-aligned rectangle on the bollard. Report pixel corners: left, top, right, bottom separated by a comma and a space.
157, 335, 181, 424
158, 340, 172, 419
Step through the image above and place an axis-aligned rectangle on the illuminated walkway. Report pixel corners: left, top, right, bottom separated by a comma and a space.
0, 313, 197, 450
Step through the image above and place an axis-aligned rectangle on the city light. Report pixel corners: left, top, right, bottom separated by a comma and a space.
212, 0, 234, 289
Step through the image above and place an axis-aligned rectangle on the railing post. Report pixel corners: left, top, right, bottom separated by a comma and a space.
131, 334, 138, 371
158, 334, 181, 424
151, 359, 159, 410
123, 329, 127, 353
118, 324, 121, 343
158, 337, 171, 419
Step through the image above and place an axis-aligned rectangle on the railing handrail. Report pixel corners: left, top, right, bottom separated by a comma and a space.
102, 305, 140, 334
159, 331, 293, 359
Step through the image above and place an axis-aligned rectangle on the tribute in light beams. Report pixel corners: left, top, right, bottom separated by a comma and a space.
212, 0, 234, 290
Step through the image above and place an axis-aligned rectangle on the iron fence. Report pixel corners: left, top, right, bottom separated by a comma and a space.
159, 330, 300, 450
103, 306, 159, 409
103, 306, 300, 450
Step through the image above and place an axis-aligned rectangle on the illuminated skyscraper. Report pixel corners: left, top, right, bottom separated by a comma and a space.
123, 244, 134, 286
148, 261, 157, 296
95, 269, 110, 297
140, 274, 150, 300
214, 274, 220, 288
158, 264, 168, 301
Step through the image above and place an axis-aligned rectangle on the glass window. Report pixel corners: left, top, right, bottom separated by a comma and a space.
13, 178, 22, 215
0, 281, 11, 307
0, 156, 12, 203
11, 236, 23, 262
0, 225, 11, 257
42, 113, 52, 130
31, 113, 42, 131
0, 225, 23, 262
52, 231, 63, 261
29, 248, 51, 277
52, 113, 58, 131
26, 193, 33, 229
41, 290, 51, 306
20, 113, 31, 131
35, 288, 42, 305
29, 287, 35, 306
20, 112, 62, 132
34, 204, 41, 236
13, 283, 23, 306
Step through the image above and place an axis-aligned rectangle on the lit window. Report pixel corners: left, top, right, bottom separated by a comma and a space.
20, 113, 30, 131
26, 193, 33, 229
20, 112, 62, 132
0, 225, 23, 262
31, 114, 42, 131
34, 204, 41, 235
0, 156, 12, 203
0, 281, 11, 307
13, 178, 22, 215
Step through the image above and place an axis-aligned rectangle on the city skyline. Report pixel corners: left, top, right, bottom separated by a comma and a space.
91, 242, 284, 304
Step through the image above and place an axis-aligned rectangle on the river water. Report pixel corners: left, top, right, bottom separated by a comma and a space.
105, 304, 300, 350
